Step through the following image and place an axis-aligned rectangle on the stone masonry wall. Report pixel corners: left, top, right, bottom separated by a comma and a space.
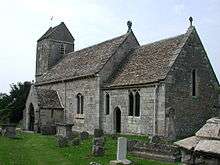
165, 29, 219, 138
40, 109, 63, 126
36, 40, 50, 79
101, 83, 166, 136
23, 85, 39, 131
36, 39, 74, 82
37, 76, 100, 134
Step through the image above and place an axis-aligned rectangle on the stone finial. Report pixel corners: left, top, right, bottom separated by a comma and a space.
127, 20, 132, 33
189, 16, 193, 27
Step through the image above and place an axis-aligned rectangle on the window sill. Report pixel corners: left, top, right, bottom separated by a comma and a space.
75, 114, 84, 119
128, 115, 141, 118
75, 117, 84, 120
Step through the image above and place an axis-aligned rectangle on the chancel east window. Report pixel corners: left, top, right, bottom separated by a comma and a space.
192, 69, 197, 96
77, 93, 84, 114
105, 93, 110, 115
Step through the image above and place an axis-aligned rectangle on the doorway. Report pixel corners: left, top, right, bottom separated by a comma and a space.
114, 107, 121, 133
29, 103, 35, 131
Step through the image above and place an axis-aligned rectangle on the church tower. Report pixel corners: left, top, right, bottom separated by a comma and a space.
35, 22, 75, 81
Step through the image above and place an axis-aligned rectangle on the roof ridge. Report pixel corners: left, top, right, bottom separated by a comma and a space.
66, 33, 129, 56
140, 33, 186, 48
105, 30, 189, 87
44, 33, 129, 72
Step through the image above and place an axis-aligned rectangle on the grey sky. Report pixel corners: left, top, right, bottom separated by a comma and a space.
0, 0, 219, 93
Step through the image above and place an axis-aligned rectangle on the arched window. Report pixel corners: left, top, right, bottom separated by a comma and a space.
135, 92, 140, 117
192, 69, 196, 96
105, 93, 110, 115
77, 93, 83, 114
129, 92, 134, 116
81, 95, 84, 114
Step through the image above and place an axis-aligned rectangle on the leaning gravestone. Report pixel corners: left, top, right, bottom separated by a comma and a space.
110, 137, 132, 165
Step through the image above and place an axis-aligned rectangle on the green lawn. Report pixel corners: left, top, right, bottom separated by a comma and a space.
0, 132, 179, 165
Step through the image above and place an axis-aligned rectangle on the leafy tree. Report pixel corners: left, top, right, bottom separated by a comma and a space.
0, 93, 11, 110
0, 82, 31, 124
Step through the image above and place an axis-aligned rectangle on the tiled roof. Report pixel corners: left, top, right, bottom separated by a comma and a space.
37, 33, 129, 83
106, 33, 188, 87
196, 118, 220, 140
174, 136, 199, 150
175, 117, 220, 155
195, 140, 220, 155
37, 27, 53, 41
36, 89, 63, 109
37, 22, 74, 42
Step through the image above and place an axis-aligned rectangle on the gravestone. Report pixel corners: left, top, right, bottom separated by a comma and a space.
56, 123, 74, 138
92, 129, 105, 156
69, 138, 80, 146
1, 124, 16, 138
110, 137, 132, 165
57, 136, 69, 147
92, 145, 105, 156
80, 131, 89, 140
94, 129, 103, 138
93, 137, 105, 146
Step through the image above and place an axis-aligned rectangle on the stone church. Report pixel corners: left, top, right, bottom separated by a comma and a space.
23, 18, 219, 139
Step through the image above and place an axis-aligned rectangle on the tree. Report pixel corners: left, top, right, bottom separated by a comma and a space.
0, 81, 31, 124
0, 93, 11, 110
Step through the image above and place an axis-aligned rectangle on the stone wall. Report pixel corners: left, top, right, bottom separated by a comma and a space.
40, 109, 63, 126
37, 76, 100, 134
35, 40, 50, 80
48, 40, 74, 68
23, 85, 39, 131
101, 83, 166, 136
36, 40, 74, 82
23, 85, 64, 132
165, 28, 219, 138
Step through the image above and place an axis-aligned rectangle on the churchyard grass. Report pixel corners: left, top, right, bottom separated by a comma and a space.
0, 132, 179, 165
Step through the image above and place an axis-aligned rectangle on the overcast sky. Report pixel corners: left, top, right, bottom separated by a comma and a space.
0, 0, 219, 93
